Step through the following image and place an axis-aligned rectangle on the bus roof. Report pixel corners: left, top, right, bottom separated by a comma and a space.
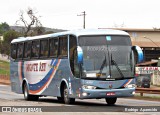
11, 29, 129, 43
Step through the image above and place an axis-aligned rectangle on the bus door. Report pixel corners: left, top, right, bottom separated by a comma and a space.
69, 35, 82, 97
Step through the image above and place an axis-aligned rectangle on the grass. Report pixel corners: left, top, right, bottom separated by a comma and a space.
0, 60, 10, 75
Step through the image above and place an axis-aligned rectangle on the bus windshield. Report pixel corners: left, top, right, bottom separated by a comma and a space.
79, 35, 134, 80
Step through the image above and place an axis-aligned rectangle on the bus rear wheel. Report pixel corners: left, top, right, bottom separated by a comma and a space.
23, 83, 39, 101
63, 85, 75, 104
105, 97, 117, 105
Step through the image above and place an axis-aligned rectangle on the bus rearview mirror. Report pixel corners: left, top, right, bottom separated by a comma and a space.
77, 46, 83, 64
132, 45, 144, 63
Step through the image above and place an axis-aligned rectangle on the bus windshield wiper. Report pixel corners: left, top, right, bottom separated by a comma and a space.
111, 54, 124, 79
98, 55, 107, 77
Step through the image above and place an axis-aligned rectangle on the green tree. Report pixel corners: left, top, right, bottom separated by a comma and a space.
0, 22, 10, 35
2, 30, 21, 55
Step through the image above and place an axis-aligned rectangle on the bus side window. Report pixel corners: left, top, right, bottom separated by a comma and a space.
31, 40, 40, 58
40, 39, 49, 57
59, 36, 68, 57
69, 35, 80, 77
17, 43, 24, 59
49, 38, 58, 57
24, 42, 31, 58
11, 44, 17, 59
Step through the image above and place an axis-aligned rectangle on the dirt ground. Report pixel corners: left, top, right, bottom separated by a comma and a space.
0, 76, 10, 85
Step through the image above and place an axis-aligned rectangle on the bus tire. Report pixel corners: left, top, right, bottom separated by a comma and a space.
63, 85, 75, 104
57, 97, 63, 102
105, 97, 117, 105
23, 83, 39, 101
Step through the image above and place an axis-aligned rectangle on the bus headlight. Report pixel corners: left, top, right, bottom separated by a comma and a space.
82, 85, 97, 89
82, 92, 88, 96
125, 84, 136, 88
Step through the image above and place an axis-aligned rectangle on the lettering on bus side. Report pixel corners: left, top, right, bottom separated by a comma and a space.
26, 63, 38, 72
26, 62, 47, 72
39, 62, 47, 71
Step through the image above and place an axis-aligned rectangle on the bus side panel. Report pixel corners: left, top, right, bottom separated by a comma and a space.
10, 58, 81, 97
22, 59, 69, 97
40, 59, 72, 97
39, 59, 82, 98
10, 61, 23, 94
23, 59, 56, 95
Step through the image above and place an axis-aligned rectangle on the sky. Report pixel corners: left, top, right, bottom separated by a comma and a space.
0, 0, 160, 30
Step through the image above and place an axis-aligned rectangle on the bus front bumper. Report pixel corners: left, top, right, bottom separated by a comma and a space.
77, 88, 135, 99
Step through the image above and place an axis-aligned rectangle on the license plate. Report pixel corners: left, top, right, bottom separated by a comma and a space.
106, 92, 115, 96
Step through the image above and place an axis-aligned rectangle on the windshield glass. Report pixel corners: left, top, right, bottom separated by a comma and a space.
78, 35, 133, 80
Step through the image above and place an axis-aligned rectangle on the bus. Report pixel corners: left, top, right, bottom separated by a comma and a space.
10, 29, 143, 105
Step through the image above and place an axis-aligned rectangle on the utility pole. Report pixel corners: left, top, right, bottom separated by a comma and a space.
77, 11, 86, 29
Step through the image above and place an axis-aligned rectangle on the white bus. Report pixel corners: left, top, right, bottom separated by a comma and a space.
10, 29, 143, 105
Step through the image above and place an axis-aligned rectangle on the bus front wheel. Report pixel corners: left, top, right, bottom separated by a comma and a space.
105, 97, 117, 105
23, 83, 39, 101
63, 85, 75, 104
57, 97, 63, 102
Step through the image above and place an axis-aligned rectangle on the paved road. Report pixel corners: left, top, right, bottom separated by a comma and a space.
0, 84, 160, 114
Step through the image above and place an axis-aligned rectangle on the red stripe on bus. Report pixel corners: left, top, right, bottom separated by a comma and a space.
123, 79, 132, 87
